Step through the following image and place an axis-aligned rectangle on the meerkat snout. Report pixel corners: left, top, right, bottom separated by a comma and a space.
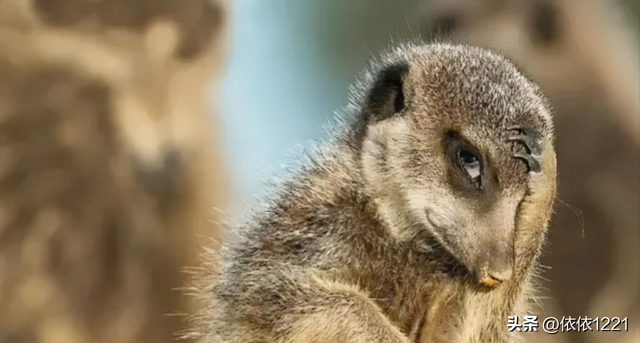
471, 228, 516, 287
479, 251, 515, 287
423, 207, 516, 287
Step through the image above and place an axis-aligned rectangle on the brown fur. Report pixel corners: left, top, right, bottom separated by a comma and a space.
190, 43, 557, 343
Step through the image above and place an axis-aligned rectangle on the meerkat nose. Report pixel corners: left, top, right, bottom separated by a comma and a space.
481, 275, 503, 287
490, 267, 513, 282
481, 267, 514, 287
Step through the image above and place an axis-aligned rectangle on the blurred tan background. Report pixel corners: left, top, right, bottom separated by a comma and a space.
0, 0, 227, 342
0, 0, 638, 343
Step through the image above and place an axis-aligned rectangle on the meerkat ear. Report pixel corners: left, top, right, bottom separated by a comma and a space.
363, 62, 409, 124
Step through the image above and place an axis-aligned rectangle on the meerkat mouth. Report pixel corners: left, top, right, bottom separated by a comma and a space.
422, 209, 457, 256
421, 209, 467, 267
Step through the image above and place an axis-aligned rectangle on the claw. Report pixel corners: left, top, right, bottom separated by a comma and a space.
507, 127, 544, 174
507, 127, 543, 156
513, 152, 541, 173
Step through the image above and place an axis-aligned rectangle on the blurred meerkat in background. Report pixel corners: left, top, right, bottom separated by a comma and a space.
420, 0, 639, 342
0, 0, 227, 342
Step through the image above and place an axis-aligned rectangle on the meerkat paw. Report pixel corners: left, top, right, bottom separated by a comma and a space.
507, 126, 557, 220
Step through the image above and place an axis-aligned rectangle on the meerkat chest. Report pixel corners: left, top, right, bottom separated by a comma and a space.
415, 282, 523, 343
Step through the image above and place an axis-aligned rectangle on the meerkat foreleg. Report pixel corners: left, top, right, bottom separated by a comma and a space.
508, 128, 557, 276
281, 277, 410, 343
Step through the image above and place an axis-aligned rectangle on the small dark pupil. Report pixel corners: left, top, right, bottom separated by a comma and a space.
459, 150, 478, 165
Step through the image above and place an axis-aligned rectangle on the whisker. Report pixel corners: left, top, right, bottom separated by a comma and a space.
556, 197, 585, 238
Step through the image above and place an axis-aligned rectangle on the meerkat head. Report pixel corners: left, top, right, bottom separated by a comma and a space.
356, 43, 554, 287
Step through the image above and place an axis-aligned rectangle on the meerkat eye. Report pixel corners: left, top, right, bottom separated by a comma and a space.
458, 149, 481, 181
443, 132, 488, 191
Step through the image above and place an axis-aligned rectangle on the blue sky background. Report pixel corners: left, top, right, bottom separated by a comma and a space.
217, 1, 420, 218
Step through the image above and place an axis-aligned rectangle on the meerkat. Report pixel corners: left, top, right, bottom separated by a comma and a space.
188, 42, 557, 343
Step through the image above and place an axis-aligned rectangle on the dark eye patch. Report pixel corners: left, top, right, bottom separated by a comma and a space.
443, 131, 498, 198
